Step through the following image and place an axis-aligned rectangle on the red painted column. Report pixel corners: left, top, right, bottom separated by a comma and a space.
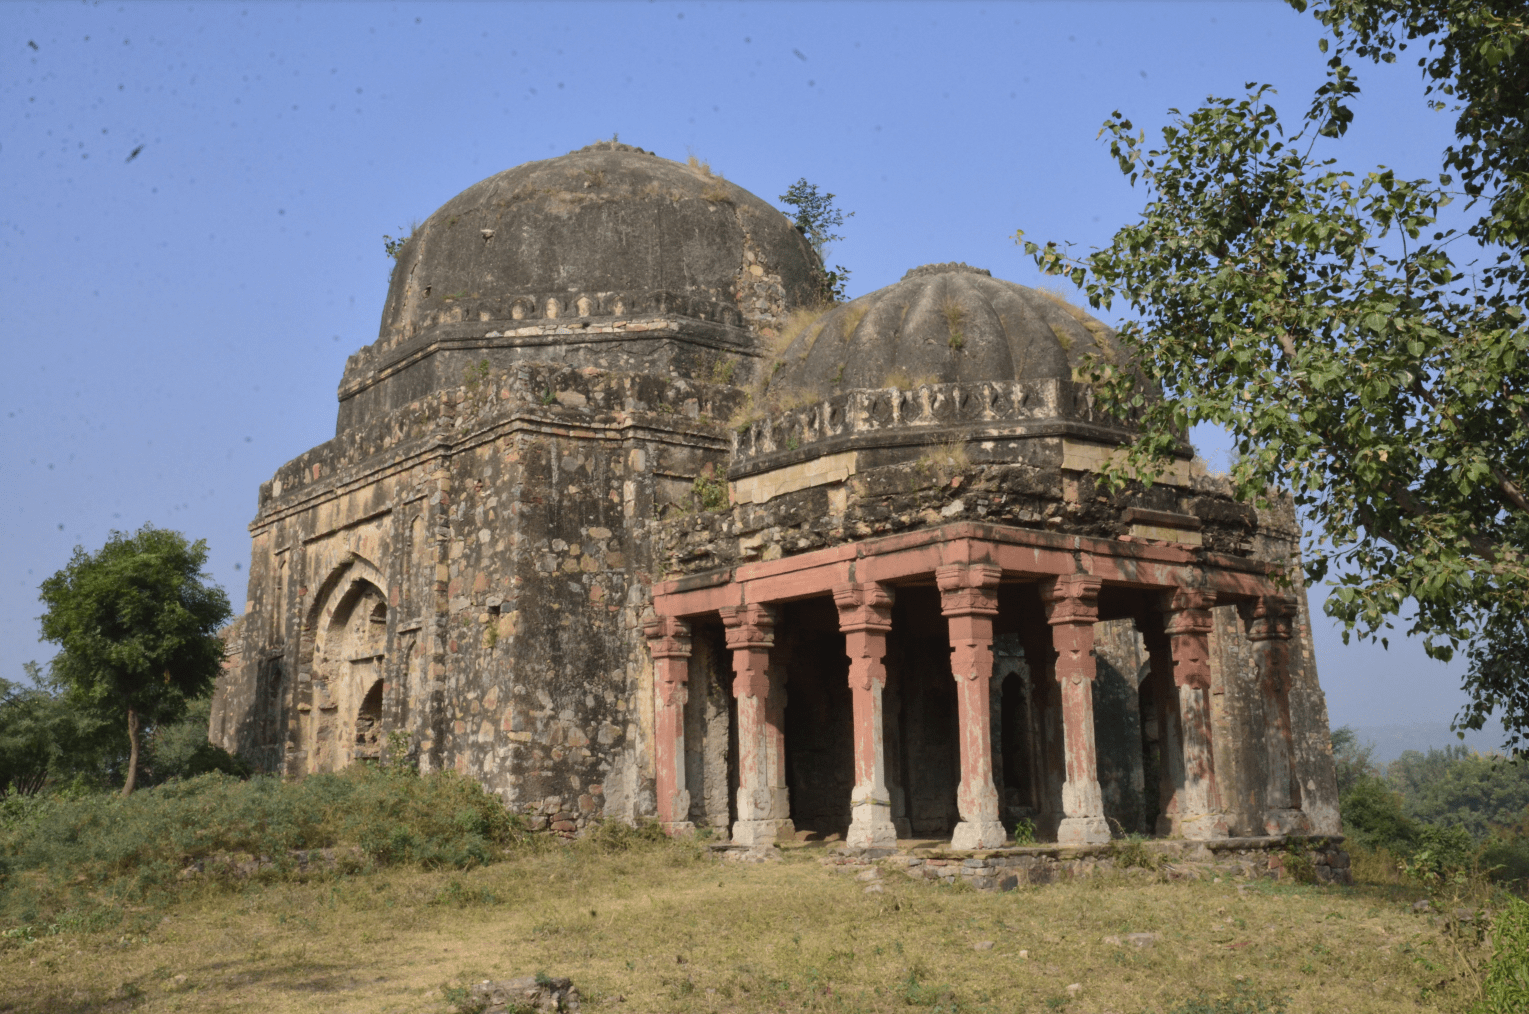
643, 615, 693, 834
1041, 573, 1111, 845
936, 563, 1007, 850
721, 603, 788, 846
1163, 588, 1229, 839
834, 582, 898, 850
1246, 595, 1309, 835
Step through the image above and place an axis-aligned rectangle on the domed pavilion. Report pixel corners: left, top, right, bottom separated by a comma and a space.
213, 144, 1341, 859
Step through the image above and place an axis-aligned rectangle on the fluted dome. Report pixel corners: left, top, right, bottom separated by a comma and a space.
378, 142, 821, 341
770, 263, 1127, 395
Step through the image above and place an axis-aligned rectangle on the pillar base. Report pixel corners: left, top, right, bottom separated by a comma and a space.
731, 818, 794, 846
894, 817, 913, 839
1263, 808, 1310, 836
951, 820, 1007, 850
660, 821, 696, 836
1158, 812, 1230, 840
1055, 816, 1111, 845
847, 804, 899, 850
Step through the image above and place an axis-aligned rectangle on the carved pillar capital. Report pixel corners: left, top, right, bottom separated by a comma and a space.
720, 603, 776, 650
721, 603, 775, 701
935, 563, 1002, 617
835, 582, 895, 694
833, 582, 895, 633
1041, 573, 1103, 626
1163, 586, 1216, 690
1242, 594, 1298, 643
643, 614, 692, 659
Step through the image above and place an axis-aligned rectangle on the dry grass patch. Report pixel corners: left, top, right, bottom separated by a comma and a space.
0, 837, 1507, 1014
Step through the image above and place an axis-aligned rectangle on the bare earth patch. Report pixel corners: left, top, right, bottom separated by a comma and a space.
0, 841, 1493, 1013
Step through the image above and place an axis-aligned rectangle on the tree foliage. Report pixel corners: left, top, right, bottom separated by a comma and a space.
780, 177, 855, 302
37, 526, 231, 795
1021, 1, 1529, 752
0, 664, 118, 797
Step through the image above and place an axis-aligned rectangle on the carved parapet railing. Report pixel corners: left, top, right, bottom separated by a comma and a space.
728, 379, 1141, 478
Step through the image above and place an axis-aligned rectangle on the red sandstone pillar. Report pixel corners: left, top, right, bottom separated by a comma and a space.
644, 615, 693, 834
1162, 588, 1229, 839
764, 647, 793, 839
720, 603, 790, 846
1246, 595, 1309, 835
1040, 574, 1111, 845
936, 563, 1007, 850
834, 582, 898, 850
1140, 624, 1187, 837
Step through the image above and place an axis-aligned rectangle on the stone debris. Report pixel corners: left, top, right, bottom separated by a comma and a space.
465, 976, 580, 1013
1066, 983, 1083, 996
1412, 900, 1432, 914
973, 940, 995, 951
863, 883, 885, 894
1124, 932, 1160, 948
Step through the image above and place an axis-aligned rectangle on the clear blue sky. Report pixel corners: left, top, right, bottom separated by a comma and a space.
0, 1, 1492, 736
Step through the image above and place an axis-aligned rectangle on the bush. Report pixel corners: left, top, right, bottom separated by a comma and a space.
1475, 896, 1529, 1014
1406, 824, 1477, 883
576, 818, 669, 854
0, 764, 529, 924
1340, 774, 1418, 853
144, 696, 250, 783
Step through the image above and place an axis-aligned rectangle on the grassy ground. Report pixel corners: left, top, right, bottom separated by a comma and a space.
0, 836, 1508, 1014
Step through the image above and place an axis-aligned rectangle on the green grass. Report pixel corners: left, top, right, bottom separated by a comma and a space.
2, 774, 1525, 1013
0, 767, 531, 929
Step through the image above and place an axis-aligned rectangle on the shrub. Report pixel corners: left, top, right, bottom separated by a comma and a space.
1481, 834, 1529, 885
1405, 824, 1477, 883
1340, 774, 1418, 853
0, 764, 529, 923
1476, 896, 1529, 1014
576, 818, 668, 854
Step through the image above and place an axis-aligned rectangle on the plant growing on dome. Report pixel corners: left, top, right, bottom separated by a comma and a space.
780, 178, 854, 303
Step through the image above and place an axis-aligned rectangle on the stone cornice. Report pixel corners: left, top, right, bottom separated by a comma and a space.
340, 312, 763, 403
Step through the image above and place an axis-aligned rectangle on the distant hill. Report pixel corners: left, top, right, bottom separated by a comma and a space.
1345, 722, 1510, 764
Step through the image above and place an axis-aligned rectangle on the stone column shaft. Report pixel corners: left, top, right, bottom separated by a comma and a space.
644, 615, 693, 834
1042, 573, 1110, 845
937, 563, 1007, 850
1247, 595, 1308, 834
721, 603, 790, 846
834, 582, 897, 850
1141, 627, 1186, 836
1162, 588, 1229, 839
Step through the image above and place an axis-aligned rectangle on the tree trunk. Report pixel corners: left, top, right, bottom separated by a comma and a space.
123, 706, 140, 797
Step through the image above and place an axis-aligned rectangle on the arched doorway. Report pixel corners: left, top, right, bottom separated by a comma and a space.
303, 570, 388, 773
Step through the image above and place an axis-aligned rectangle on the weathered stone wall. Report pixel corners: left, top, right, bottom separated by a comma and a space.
213, 353, 750, 831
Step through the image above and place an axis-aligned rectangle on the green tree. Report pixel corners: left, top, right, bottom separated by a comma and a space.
1387, 744, 1529, 838
1020, 1, 1529, 752
38, 526, 231, 796
0, 662, 122, 796
1330, 724, 1380, 796
779, 178, 855, 302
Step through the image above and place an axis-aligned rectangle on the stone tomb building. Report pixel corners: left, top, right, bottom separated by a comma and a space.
212, 143, 1341, 848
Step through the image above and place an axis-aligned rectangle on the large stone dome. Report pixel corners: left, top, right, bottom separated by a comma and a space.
769, 262, 1127, 395
377, 142, 821, 341
730, 264, 1159, 484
